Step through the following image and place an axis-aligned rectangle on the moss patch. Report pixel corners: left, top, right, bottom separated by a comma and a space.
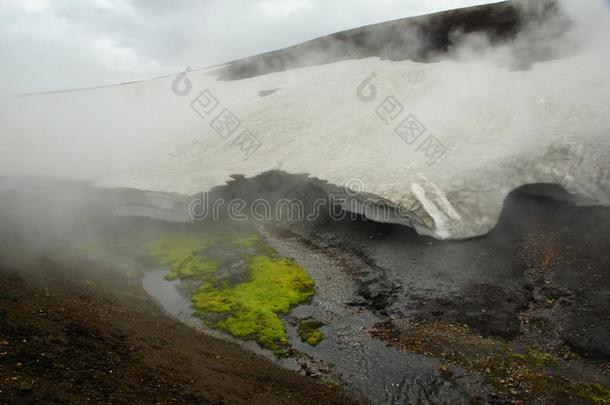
149, 232, 315, 354
194, 256, 314, 353
149, 237, 217, 281
372, 319, 610, 403
297, 319, 325, 346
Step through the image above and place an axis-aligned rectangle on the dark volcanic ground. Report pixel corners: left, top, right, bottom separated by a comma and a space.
304, 187, 610, 360
0, 181, 359, 405
0, 258, 354, 404
207, 172, 610, 366
181, 169, 610, 402
1, 176, 609, 404
279, 185, 610, 403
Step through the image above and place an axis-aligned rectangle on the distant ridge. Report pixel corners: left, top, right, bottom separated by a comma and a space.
6, 0, 561, 98
215, 0, 561, 80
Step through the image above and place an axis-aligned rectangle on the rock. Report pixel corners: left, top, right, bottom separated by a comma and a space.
18, 381, 33, 392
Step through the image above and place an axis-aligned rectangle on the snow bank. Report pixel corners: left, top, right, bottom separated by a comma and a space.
1, 1, 608, 239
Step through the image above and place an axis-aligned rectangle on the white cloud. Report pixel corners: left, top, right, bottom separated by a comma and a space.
92, 37, 165, 72
258, 0, 315, 17
17, 0, 49, 13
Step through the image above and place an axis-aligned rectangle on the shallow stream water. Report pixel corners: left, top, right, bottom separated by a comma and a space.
141, 228, 479, 404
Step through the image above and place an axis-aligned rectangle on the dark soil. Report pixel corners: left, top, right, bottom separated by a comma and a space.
254, 181, 610, 403
287, 186, 610, 360
2, 174, 609, 404
0, 179, 359, 405
0, 255, 357, 405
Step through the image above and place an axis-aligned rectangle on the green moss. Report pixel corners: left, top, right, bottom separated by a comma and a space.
232, 233, 262, 248
193, 256, 315, 353
510, 349, 554, 367
569, 382, 610, 404
297, 319, 325, 346
148, 237, 218, 281
511, 353, 527, 362
306, 330, 324, 346
372, 320, 610, 403
148, 233, 316, 354
527, 348, 554, 367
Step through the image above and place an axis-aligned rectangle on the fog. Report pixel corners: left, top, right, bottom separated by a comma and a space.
0, 0, 608, 239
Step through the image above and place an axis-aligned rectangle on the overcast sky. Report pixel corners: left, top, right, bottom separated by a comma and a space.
0, 0, 496, 96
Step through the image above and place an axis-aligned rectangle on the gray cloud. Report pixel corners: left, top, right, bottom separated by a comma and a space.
0, 0, 494, 96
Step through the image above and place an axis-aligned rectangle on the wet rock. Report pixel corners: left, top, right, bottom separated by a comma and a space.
356, 276, 402, 313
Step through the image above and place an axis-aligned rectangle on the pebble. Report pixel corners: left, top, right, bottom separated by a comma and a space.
18, 381, 33, 392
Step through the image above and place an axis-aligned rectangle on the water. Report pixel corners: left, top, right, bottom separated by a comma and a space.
141, 268, 298, 368
141, 231, 479, 404
260, 228, 476, 404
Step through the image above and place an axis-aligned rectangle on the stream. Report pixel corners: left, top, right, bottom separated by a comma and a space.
141, 227, 477, 404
